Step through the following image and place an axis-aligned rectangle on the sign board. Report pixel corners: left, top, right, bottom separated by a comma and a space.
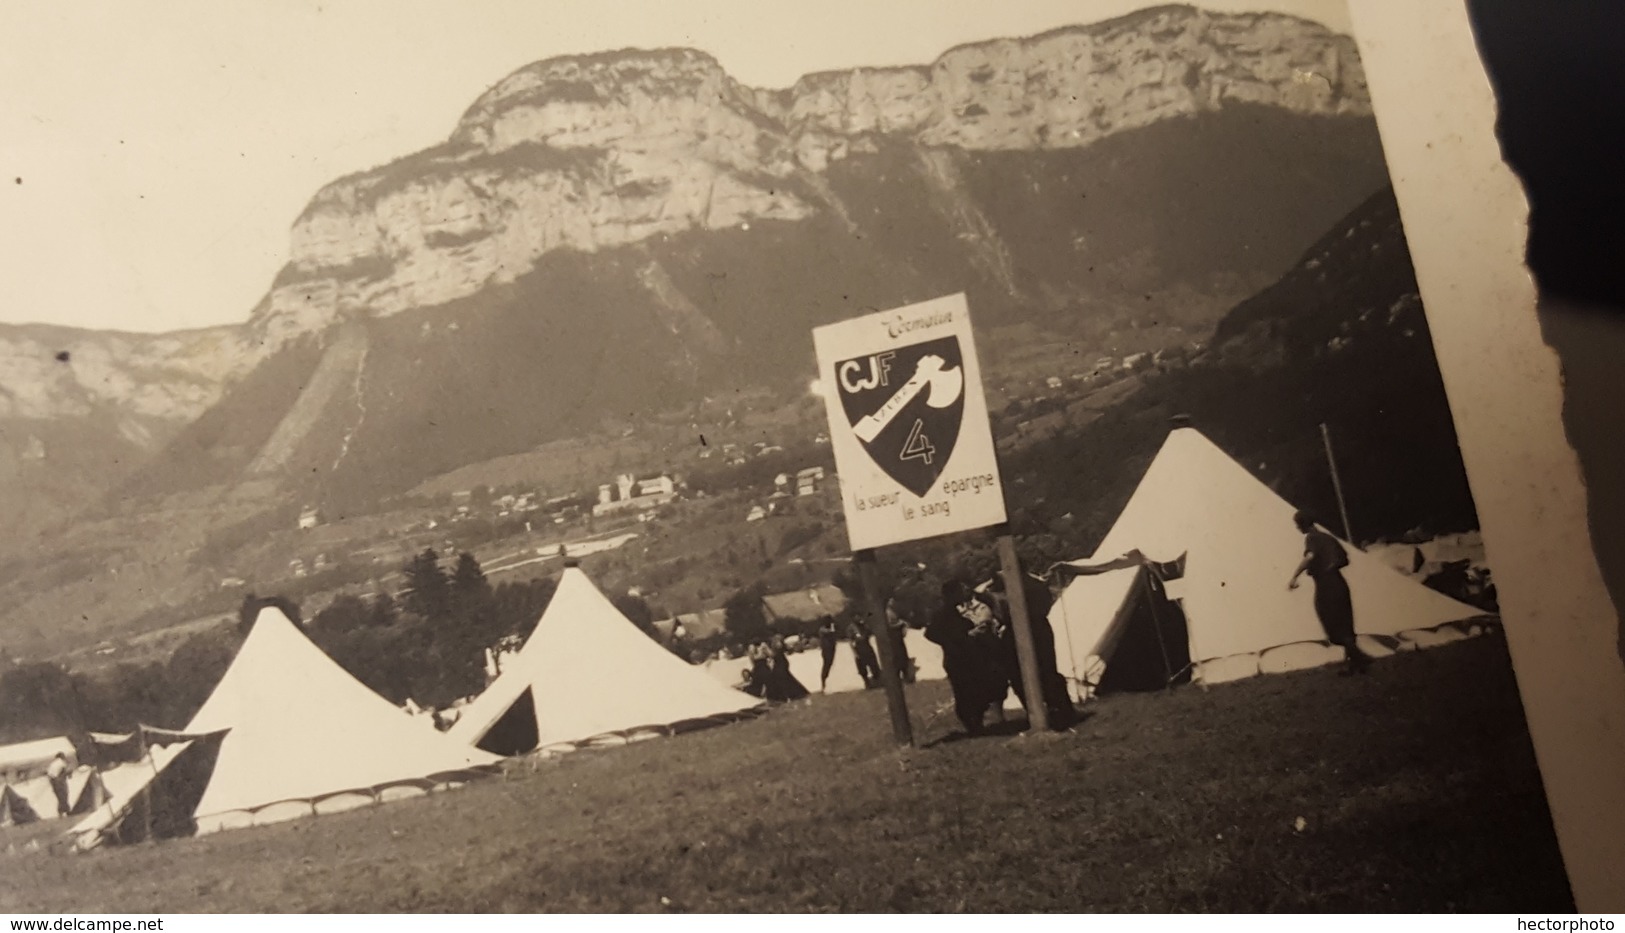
812, 293, 1007, 551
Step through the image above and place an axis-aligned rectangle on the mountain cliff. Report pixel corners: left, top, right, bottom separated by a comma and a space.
260, 6, 1366, 338
0, 323, 265, 540
7, 4, 1386, 541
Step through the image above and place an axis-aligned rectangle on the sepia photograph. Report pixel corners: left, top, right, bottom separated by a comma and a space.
0, 0, 1614, 916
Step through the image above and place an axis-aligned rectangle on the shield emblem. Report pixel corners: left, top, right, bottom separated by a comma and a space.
835, 336, 966, 497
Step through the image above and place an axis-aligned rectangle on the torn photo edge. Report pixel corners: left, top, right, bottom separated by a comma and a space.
1349, 2, 1625, 912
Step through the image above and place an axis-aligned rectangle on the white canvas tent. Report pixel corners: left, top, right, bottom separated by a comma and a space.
1049, 426, 1488, 694
449, 565, 763, 755
0, 736, 79, 826
69, 608, 500, 847
1048, 563, 1156, 701
63, 734, 218, 849
9, 773, 70, 822
182, 607, 500, 832
2, 764, 121, 825
0, 784, 39, 827
0, 736, 74, 783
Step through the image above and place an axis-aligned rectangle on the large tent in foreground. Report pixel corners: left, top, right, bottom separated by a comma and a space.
70, 608, 499, 847
1048, 426, 1488, 697
449, 564, 763, 755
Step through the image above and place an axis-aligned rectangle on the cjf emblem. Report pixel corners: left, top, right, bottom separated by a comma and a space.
835, 336, 966, 497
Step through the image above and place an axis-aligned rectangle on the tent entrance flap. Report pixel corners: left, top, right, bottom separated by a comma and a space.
105, 730, 228, 846
475, 687, 539, 757
1096, 568, 1192, 694
0, 784, 40, 827
68, 770, 109, 816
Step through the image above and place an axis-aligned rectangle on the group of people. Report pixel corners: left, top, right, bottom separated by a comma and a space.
734, 509, 1381, 729
739, 609, 927, 703
925, 572, 1078, 735
739, 635, 811, 702
815, 610, 916, 694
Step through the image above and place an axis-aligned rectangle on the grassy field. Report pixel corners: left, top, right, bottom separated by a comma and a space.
1, 635, 1572, 913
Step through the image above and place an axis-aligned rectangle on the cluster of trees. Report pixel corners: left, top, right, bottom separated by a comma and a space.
722, 583, 771, 644
0, 549, 566, 745
0, 631, 242, 746
300, 549, 557, 709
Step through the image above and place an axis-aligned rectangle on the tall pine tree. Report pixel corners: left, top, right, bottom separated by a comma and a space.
439, 552, 498, 698
450, 552, 493, 610
401, 548, 450, 621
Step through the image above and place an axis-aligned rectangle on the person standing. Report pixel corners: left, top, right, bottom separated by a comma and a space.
848, 622, 881, 688
817, 618, 839, 692
884, 598, 916, 685
45, 752, 72, 817
1289, 510, 1373, 675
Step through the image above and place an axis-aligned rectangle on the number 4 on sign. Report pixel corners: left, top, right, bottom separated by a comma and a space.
901, 419, 936, 464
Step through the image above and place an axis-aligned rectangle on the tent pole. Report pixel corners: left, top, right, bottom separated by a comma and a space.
1054, 573, 1081, 703
1320, 422, 1354, 542
139, 728, 154, 844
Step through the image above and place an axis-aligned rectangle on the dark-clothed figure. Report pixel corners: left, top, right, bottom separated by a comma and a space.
817, 619, 839, 692
45, 752, 71, 817
741, 643, 775, 698
884, 599, 916, 684
927, 581, 1009, 734
769, 635, 810, 700
848, 623, 881, 688
1289, 511, 1372, 674
982, 574, 1077, 728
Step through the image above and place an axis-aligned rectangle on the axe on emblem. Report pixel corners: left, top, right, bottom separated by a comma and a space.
852, 354, 964, 444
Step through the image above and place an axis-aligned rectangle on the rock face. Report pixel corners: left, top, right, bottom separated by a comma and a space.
7, 5, 1364, 426
0, 321, 267, 545
0, 324, 255, 423
259, 5, 1366, 339
782, 8, 1363, 156
4, 4, 1386, 533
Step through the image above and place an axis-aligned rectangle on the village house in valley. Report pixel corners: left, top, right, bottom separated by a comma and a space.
593, 473, 677, 517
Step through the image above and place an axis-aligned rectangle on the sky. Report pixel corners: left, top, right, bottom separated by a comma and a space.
0, 0, 1351, 334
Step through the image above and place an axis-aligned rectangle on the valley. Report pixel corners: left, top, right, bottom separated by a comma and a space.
0, 8, 1474, 729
